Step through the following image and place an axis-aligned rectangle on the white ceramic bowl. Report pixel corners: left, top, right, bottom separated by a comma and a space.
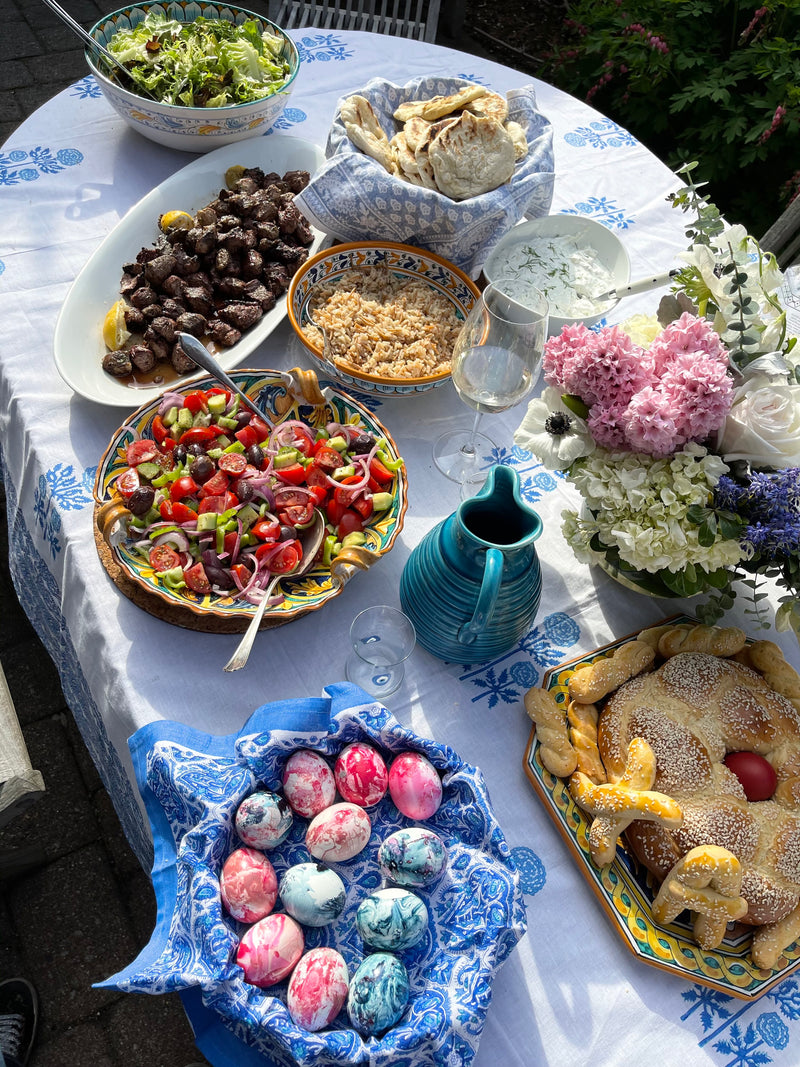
483, 214, 630, 334
86, 2, 299, 152
287, 241, 481, 397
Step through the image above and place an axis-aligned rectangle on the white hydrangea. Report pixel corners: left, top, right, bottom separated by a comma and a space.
563, 442, 744, 574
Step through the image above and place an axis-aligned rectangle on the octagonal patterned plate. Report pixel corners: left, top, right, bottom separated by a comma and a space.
523, 614, 800, 1000
93, 368, 407, 631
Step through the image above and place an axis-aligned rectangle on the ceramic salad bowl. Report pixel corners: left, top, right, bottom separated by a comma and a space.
287, 241, 481, 397
86, 2, 299, 151
93, 367, 408, 630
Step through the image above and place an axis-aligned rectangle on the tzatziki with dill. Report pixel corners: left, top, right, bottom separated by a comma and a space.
493, 233, 616, 317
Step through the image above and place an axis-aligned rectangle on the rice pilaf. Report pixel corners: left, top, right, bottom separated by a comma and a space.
302, 265, 462, 379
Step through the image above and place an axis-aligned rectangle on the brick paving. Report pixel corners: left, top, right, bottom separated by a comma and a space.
0, 4, 493, 1064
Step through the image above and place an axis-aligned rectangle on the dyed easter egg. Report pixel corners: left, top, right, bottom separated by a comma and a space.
347, 952, 410, 1035
388, 752, 443, 820
279, 862, 346, 927
287, 947, 349, 1031
356, 888, 428, 951
378, 827, 448, 887
334, 742, 389, 808
219, 847, 278, 923
725, 751, 777, 801
306, 802, 372, 862
282, 749, 336, 818
236, 913, 304, 987
235, 791, 293, 850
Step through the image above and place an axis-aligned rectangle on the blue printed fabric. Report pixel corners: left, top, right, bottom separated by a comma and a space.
98, 682, 527, 1067
293, 76, 555, 277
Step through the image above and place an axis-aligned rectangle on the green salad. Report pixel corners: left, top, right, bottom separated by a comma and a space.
107, 13, 293, 107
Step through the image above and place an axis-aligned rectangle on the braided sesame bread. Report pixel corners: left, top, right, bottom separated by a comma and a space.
598, 651, 800, 928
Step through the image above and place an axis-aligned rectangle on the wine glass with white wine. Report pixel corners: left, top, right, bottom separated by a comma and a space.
433, 282, 548, 483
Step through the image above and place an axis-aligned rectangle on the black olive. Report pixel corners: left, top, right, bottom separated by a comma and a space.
187, 442, 207, 457
351, 433, 376, 454
190, 455, 215, 484
278, 525, 295, 541
128, 486, 155, 516
245, 444, 264, 468
172, 443, 188, 465
232, 478, 254, 503
235, 410, 253, 429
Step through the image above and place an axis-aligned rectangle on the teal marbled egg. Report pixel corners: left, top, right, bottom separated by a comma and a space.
356, 888, 428, 951
377, 826, 448, 887
347, 952, 410, 1035
279, 862, 346, 927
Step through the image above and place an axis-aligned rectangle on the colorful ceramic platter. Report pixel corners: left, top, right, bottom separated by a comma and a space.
55, 135, 325, 408
523, 614, 800, 1000
93, 369, 407, 628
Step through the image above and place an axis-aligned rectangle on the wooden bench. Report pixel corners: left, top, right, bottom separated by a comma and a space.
761, 196, 800, 268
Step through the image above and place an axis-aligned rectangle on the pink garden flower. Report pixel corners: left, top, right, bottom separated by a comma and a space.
587, 401, 630, 451
658, 351, 733, 441
621, 387, 679, 455
648, 311, 728, 372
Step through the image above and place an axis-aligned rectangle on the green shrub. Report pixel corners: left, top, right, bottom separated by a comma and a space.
545, 0, 800, 235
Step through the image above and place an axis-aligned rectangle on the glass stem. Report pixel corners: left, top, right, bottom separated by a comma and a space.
462, 411, 483, 457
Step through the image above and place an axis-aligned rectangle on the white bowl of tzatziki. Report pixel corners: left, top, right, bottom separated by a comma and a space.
483, 214, 630, 334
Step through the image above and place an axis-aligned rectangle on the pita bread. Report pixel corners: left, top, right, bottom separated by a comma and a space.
402, 115, 432, 153
393, 84, 487, 123
340, 94, 385, 141
391, 131, 420, 180
504, 120, 529, 161
465, 90, 509, 124
345, 121, 396, 174
428, 111, 516, 200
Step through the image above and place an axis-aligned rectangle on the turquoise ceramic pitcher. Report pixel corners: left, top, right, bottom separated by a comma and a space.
400, 465, 543, 664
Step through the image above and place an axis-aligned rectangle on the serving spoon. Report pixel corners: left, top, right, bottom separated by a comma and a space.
177, 332, 272, 425
223, 509, 326, 672
39, 0, 159, 101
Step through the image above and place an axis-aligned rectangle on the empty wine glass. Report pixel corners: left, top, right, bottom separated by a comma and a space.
433, 282, 548, 483
346, 605, 416, 699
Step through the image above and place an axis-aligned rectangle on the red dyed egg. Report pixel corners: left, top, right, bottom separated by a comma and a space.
724, 751, 777, 801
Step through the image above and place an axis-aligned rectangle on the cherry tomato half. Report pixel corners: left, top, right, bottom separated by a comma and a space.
266, 540, 302, 574
115, 468, 140, 500
126, 439, 160, 467
185, 562, 212, 595
183, 390, 208, 414
275, 462, 307, 486
170, 475, 199, 502
179, 426, 219, 447
218, 453, 247, 475
198, 469, 230, 497
148, 544, 181, 572
368, 457, 395, 484
151, 415, 170, 446
278, 502, 315, 527
314, 446, 345, 473
336, 510, 364, 540
252, 519, 281, 541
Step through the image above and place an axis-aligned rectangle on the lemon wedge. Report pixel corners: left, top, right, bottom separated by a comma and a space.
159, 210, 194, 233
102, 300, 131, 351
225, 165, 246, 189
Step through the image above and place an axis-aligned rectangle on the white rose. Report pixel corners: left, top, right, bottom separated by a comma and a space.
717, 369, 800, 468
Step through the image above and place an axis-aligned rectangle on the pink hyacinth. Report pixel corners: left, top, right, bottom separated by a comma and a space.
587, 401, 630, 451
620, 387, 680, 456
542, 322, 595, 390
544, 325, 649, 407
658, 351, 733, 441
648, 312, 728, 372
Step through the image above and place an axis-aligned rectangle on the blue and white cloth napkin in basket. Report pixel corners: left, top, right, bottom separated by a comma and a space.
98, 681, 527, 1067
293, 76, 555, 278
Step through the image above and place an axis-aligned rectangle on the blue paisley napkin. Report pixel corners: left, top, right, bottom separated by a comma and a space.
98, 682, 527, 1067
293, 76, 555, 277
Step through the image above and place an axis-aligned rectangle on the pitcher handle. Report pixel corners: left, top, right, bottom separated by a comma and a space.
457, 547, 504, 645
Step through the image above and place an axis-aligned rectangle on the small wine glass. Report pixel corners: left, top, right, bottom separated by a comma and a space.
345, 605, 416, 699
433, 282, 548, 483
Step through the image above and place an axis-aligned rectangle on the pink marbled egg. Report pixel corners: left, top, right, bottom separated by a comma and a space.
236, 913, 304, 987
306, 802, 372, 862
287, 947, 349, 1031
219, 847, 278, 924
282, 749, 336, 818
334, 742, 388, 808
388, 752, 443, 821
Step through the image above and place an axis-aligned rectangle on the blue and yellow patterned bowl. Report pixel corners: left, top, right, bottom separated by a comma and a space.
93, 368, 408, 630
287, 242, 481, 397
86, 2, 299, 152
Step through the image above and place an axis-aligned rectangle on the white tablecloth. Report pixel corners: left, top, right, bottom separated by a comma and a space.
2, 28, 799, 1067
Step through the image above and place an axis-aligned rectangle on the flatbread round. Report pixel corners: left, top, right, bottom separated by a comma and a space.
465, 90, 509, 124
393, 84, 487, 123
428, 111, 516, 200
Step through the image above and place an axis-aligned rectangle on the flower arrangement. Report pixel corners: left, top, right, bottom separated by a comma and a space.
514, 166, 800, 633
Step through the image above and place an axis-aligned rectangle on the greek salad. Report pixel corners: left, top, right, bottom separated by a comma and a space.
112, 384, 404, 605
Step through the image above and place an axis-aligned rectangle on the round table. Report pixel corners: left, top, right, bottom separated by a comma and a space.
2, 27, 797, 1067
